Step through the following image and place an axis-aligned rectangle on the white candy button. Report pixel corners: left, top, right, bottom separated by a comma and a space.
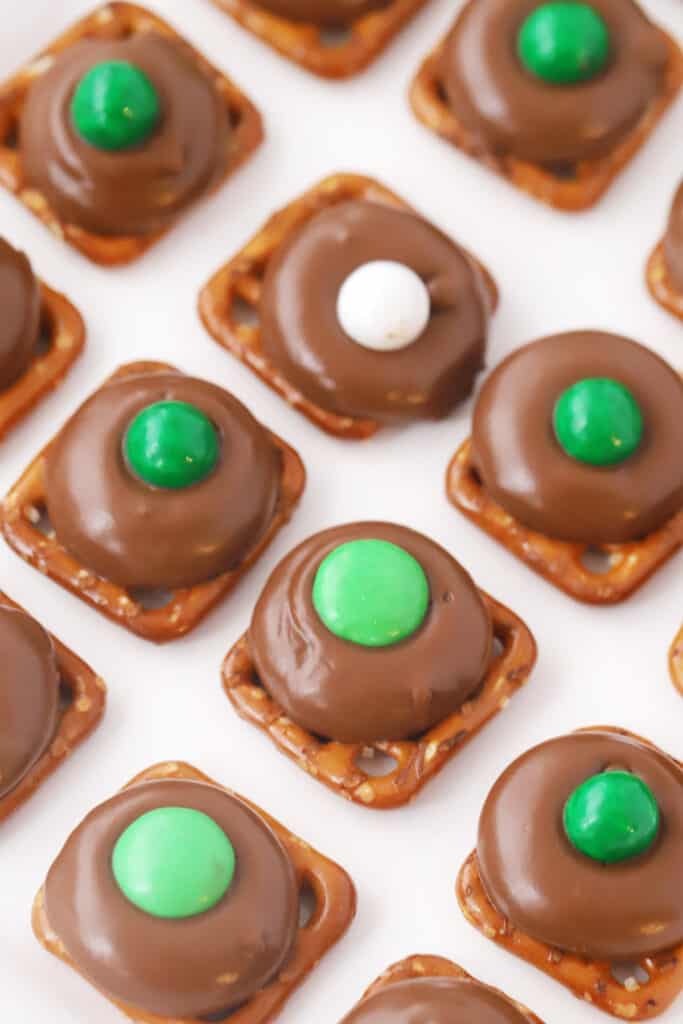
336, 260, 430, 352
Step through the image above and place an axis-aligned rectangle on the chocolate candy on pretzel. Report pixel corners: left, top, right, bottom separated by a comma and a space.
410, 1, 682, 211
222, 521, 536, 808
457, 727, 683, 1019
447, 330, 683, 603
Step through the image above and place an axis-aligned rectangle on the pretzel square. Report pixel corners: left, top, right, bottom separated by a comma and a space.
209, 0, 429, 79
409, 19, 683, 212
348, 953, 543, 1023
32, 759, 356, 1024
199, 172, 498, 440
0, 361, 306, 643
647, 243, 683, 323
456, 727, 683, 1021
0, 590, 106, 824
446, 439, 683, 605
0, 280, 84, 441
0, 3, 263, 266
670, 625, 683, 699
221, 591, 536, 809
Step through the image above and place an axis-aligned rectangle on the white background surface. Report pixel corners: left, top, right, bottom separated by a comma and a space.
2, 1, 683, 1020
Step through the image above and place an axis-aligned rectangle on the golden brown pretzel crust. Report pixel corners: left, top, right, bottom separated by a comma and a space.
409, 19, 683, 212
32, 760, 356, 1024
670, 626, 683, 698
351, 954, 544, 1023
199, 173, 497, 441
221, 592, 536, 809
0, 281, 84, 441
209, 0, 429, 79
456, 727, 683, 1021
0, 590, 106, 823
647, 243, 683, 323
0, 361, 306, 643
446, 439, 683, 605
0, 3, 263, 265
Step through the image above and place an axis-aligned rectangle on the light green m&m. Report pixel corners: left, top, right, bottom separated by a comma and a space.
312, 538, 430, 648
518, 3, 610, 85
71, 60, 160, 150
112, 806, 236, 918
124, 400, 219, 490
553, 377, 643, 466
563, 771, 660, 864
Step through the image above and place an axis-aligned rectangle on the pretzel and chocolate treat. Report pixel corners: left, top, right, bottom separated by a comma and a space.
200, 174, 496, 440
1, 363, 305, 642
0, 593, 105, 822
0, 238, 83, 437
0, 4, 262, 264
339, 955, 543, 1023
33, 761, 356, 1024
209, 0, 428, 78
457, 728, 683, 1019
447, 331, 683, 603
648, 181, 683, 321
223, 521, 536, 808
670, 625, 683, 698
410, 1, 683, 211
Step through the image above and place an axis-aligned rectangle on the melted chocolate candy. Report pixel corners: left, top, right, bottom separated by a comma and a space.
0, 606, 59, 800
45, 779, 299, 1018
260, 200, 490, 423
45, 372, 281, 590
471, 331, 683, 544
340, 976, 530, 1023
254, 0, 390, 26
0, 238, 40, 390
478, 730, 683, 960
249, 522, 492, 744
663, 180, 683, 294
21, 33, 228, 237
440, 0, 668, 165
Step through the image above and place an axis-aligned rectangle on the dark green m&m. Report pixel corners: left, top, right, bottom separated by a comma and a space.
553, 377, 643, 466
124, 400, 219, 490
312, 539, 430, 648
112, 806, 236, 918
564, 770, 660, 863
518, 2, 610, 85
71, 60, 160, 150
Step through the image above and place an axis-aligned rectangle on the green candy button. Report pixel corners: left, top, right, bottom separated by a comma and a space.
553, 378, 643, 466
112, 806, 236, 918
518, 2, 610, 85
564, 771, 660, 864
124, 400, 219, 490
71, 60, 160, 150
312, 538, 430, 648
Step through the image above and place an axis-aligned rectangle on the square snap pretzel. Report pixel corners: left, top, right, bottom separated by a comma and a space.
221, 591, 536, 809
647, 243, 683, 323
349, 953, 544, 1023
199, 172, 498, 440
0, 279, 84, 441
32, 760, 356, 1024
209, 0, 429, 79
409, 17, 683, 212
446, 439, 683, 605
0, 3, 263, 265
0, 590, 106, 824
0, 361, 306, 643
456, 726, 683, 1021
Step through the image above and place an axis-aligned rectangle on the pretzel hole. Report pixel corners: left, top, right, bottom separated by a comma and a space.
232, 295, 259, 327
2, 116, 19, 150
581, 546, 616, 575
546, 161, 576, 181
298, 878, 318, 928
36, 310, 54, 357
611, 962, 650, 990
127, 586, 174, 610
58, 679, 74, 713
227, 104, 243, 131
355, 747, 398, 777
491, 634, 505, 660
320, 25, 353, 49
26, 502, 54, 539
